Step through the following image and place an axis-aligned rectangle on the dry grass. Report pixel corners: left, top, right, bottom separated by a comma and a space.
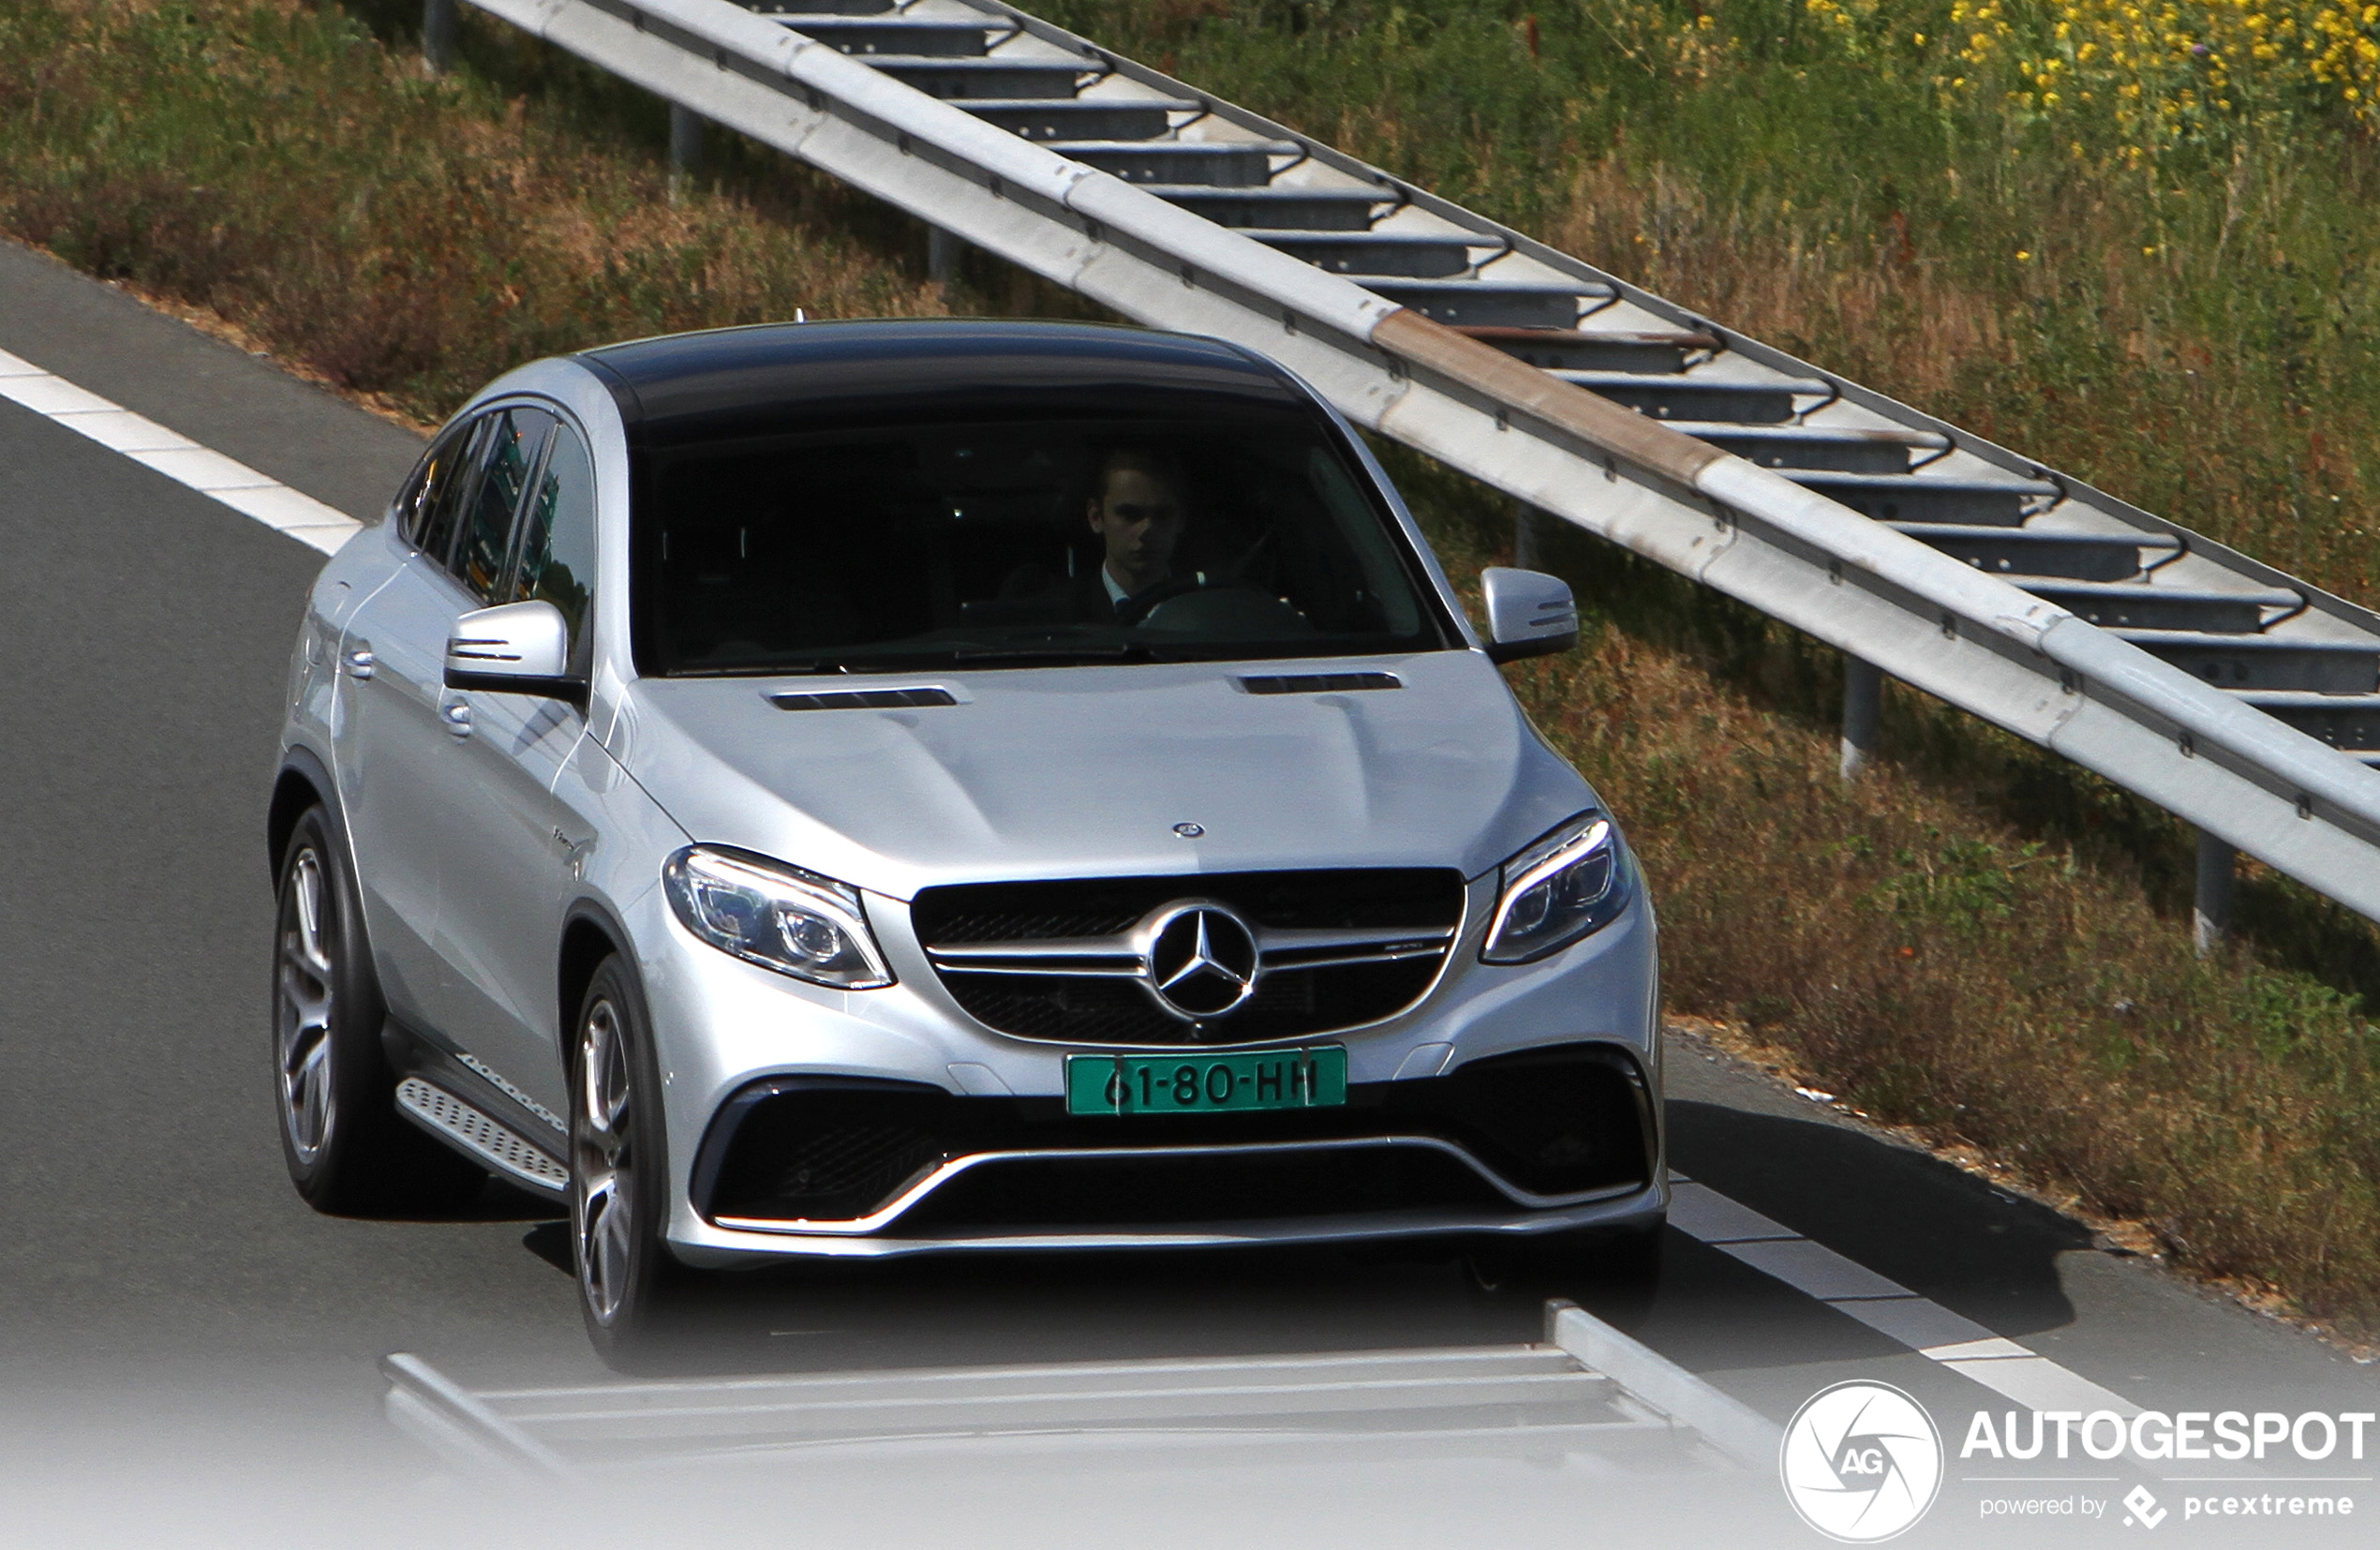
7, 0, 2380, 1329
0, 0, 967, 419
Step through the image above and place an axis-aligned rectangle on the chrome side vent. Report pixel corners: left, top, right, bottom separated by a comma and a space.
768, 687, 959, 711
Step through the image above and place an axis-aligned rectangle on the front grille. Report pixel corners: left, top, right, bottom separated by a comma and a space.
912, 868, 1463, 1046
697, 1043, 1655, 1228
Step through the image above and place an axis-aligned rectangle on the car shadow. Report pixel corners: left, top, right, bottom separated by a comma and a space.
1666, 1096, 2093, 1341
561, 1242, 1549, 1379
521, 1219, 573, 1275
338, 1177, 565, 1226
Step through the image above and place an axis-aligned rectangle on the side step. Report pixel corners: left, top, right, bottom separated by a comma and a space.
395, 1077, 568, 1196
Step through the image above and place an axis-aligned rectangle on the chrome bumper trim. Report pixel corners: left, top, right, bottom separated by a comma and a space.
708, 1133, 1641, 1237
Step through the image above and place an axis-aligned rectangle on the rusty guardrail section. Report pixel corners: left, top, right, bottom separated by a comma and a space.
446, 0, 2380, 936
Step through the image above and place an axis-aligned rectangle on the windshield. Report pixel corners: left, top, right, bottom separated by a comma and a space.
631, 412, 1454, 676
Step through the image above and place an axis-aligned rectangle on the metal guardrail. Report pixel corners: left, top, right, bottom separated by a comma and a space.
444, 0, 2380, 938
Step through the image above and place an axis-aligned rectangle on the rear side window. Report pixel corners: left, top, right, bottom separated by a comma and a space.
407, 418, 485, 560
451, 407, 556, 604
513, 420, 598, 674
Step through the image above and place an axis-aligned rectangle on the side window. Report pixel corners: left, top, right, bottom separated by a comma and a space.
392, 421, 471, 542
513, 421, 599, 675
413, 417, 489, 564
451, 408, 556, 604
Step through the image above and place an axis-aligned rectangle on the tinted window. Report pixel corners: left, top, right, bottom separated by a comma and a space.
452, 407, 555, 604
394, 421, 475, 543
633, 413, 1449, 676
414, 417, 489, 564
513, 421, 598, 675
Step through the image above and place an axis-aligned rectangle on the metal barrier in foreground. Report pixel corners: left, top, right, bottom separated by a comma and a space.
382, 1300, 1778, 1479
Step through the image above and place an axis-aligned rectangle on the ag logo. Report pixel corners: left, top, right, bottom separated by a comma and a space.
1779, 1380, 1943, 1542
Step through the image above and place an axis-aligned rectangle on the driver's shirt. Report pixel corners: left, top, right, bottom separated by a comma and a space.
1103, 564, 1199, 616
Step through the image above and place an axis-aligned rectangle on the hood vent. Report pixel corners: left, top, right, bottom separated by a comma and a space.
769, 687, 959, 711
1239, 671, 1402, 695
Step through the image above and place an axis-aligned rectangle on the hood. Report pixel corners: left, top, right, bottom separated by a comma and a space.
608, 650, 1596, 901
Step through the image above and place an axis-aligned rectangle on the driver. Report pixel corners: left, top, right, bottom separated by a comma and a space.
1085, 444, 1189, 619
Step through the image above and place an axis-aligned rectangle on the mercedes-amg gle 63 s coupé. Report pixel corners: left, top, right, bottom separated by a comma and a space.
269, 320, 1662, 1366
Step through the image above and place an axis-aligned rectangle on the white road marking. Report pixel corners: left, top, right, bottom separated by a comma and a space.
1670, 1176, 2138, 1415
0, 347, 360, 554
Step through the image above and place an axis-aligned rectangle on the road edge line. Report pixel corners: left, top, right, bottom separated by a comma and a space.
0, 346, 361, 555
1670, 1177, 2139, 1416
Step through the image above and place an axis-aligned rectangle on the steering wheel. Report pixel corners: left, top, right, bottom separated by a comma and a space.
1112, 575, 1202, 627
1136, 584, 1316, 637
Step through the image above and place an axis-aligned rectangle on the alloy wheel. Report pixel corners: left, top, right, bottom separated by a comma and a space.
275, 847, 336, 1164
573, 997, 635, 1326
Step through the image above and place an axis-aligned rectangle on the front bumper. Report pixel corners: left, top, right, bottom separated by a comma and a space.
638, 872, 1662, 1264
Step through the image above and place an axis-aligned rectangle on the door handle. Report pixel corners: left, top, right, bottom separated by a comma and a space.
441, 700, 474, 739
341, 646, 376, 680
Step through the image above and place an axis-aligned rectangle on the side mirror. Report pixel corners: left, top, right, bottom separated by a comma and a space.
445, 601, 582, 701
1479, 567, 1580, 663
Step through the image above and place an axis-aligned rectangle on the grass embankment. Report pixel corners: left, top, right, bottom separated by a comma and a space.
7, 0, 2380, 1330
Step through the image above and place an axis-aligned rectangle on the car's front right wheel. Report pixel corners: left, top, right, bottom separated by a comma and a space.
572, 954, 698, 1370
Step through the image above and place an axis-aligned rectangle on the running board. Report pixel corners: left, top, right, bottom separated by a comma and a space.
395, 1077, 569, 1196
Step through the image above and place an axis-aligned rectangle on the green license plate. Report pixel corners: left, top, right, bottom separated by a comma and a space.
1064, 1047, 1349, 1116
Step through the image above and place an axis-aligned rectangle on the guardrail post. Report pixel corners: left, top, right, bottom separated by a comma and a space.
668, 105, 705, 202
1839, 656, 1882, 782
2194, 830, 2236, 957
1512, 499, 1538, 569
423, 0, 456, 75
929, 227, 960, 291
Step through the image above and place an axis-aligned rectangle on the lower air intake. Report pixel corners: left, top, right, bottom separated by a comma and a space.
696, 1043, 1655, 1228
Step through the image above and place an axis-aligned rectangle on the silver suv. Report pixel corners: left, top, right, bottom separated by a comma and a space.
270, 320, 1662, 1366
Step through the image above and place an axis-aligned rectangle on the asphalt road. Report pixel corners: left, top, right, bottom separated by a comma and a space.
4, 237, 2375, 1544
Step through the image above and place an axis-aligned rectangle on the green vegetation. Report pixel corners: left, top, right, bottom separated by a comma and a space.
7, 0, 2380, 1327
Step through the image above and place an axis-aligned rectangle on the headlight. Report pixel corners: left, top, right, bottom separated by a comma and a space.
662, 846, 895, 990
1482, 814, 1629, 964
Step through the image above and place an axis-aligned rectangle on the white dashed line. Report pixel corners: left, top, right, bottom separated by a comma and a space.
1670, 1175, 2138, 1415
0, 347, 360, 555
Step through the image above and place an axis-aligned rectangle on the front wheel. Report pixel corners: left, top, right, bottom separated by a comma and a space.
572, 955, 698, 1370
272, 804, 483, 1214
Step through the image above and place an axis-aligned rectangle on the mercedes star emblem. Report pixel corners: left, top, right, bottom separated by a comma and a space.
1141, 902, 1260, 1020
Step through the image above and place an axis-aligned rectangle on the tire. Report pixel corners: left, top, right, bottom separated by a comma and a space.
571, 954, 700, 1371
272, 805, 485, 1214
